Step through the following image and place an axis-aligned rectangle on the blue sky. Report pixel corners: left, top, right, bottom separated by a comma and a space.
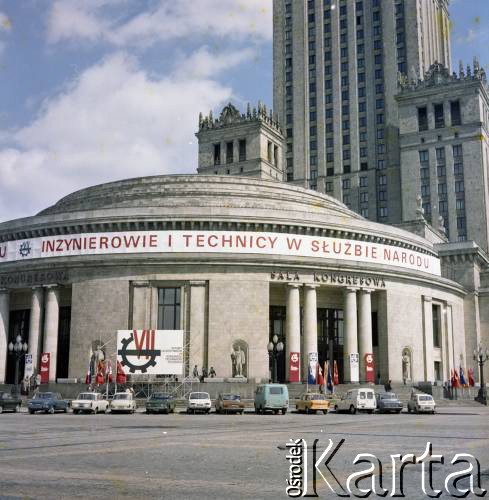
0, 0, 487, 222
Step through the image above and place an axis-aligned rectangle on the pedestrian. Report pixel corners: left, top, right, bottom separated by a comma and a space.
384, 379, 392, 392
35, 373, 41, 387
376, 371, 381, 385
209, 366, 216, 378
192, 365, 199, 378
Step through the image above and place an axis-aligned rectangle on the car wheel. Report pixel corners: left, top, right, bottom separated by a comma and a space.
334, 405, 339, 413
14, 404, 21, 413
63, 408, 68, 413
48, 407, 55, 414
396, 410, 402, 414
73, 409, 79, 415
349, 405, 356, 415
29, 409, 35, 414
414, 407, 418, 414
305, 407, 309, 415
273, 409, 278, 415
408, 407, 412, 413
282, 409, 287, 415
254, 407, 259, 414
368, 410, 374, 414
432, 410, 435, 415
93, 407, 98, 415
323, 410, 328, 415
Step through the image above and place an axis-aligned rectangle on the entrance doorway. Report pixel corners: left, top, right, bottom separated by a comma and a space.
56, 306, 71, 379
317, 308, 344, 382
269, 306, 286, 382
6, 309, 30, 385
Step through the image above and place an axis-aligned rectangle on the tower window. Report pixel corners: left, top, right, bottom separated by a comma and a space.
239, 139, 246, 161
213, 144, 221, 165
226, 141, 234, 163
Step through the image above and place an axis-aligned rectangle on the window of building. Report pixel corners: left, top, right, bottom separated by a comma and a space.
359, 116, 367, 127
375, 69, 383, 79
438, 183, 447, 195
375, 83, 384, 94
377, 159, 385, 170
455, 180, 464, 193
419, 150, 429, 163
423, 202, 431, 215
342, 178, 351, 189
158, 288, 181, 330
358, 87, 366, 98
325, 108, 333, 118
226, 141, 234, 163
417, 107, 428, 131
340, 33, 347, 44
456, 199, 465, 211
360, 191, 368, 203
326, 137, 334, 148
453, 144, 463, 157
343, 164, 351, 174
451, 100, 461, 126
359, 131, 367, 141
360, 147, 368, 157
378, 174, 387, 185
434, 103, 445, 128
326, 152, 333, 162
310, 140, 317, 151
360, 162, 368, 171
436, 147, 445, 163
357, 58, 364, 68
374, 54, 382, 65
420, 167, 429, 179
379, 206, 388, 218
340, 19, 347, 29
376, 114, 384, 124
358, 72, 365, 83
287, 172, 294, 181
437, 165, 446, 177
327, 167, 334, 176
287, 128, 293, 139
376, 98, 384, 109
213, 143, 221, 165
357, 43, 364, 54
325, 78, 332, 89
359, 102, 366, 112
343, 120, 350, 130
421, 184, 430, 196
310, 111, 317, 121
377, 143, 385, 154
378, 190, 387, 201
361, 207, 368, 218
432, 304, 441, 348
343, 149, 351, 160
439, 200, 448, 213
360, 176, 368, 187
376, 128, 384, 139
343, 194, 351, 205
237, 139, 246, 162
373, 10, 380, 22
325, 182, 333, 192
267, 141, 273, 162
274, 146, 278, 166
342, 90, 349, 101
326, 123, 333, 133
342, 105, 349, 115
357, 29, 364, 39
325, 94, 332, 104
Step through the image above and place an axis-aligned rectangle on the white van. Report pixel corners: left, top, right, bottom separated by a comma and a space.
334, 388, 376, 414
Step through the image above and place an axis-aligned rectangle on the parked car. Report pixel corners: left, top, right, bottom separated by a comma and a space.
296, 392, 330, 414
110, 392, 137, 414
215, 393, 245, 414
145, 393, 176, 414
254, 384, 289, 415
0, 392, 22, 413
72, 392, 109, 414
376, 392, 403, 414
407, 393, 436, 414
187, 392, 212, 414
334, 388, 376, 414
28, 392, 69, 414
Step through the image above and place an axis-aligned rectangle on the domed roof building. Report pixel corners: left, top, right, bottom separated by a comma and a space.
0, 104, 487, 393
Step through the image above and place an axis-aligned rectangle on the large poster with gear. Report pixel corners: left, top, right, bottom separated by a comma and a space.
117, 330, 184, 375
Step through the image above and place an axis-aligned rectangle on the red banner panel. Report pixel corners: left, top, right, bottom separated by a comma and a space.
365, 353, 375, 383
40, 353, 50, 384
289, 352, 300, 383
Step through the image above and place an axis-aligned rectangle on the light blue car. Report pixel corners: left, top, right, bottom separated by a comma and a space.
254, 384, 289, 415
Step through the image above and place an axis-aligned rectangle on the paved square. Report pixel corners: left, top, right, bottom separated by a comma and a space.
0, 406, 487, 499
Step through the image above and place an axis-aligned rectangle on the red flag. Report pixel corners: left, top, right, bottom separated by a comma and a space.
95, 360, 105, 385
316, 362, 325, 386
451, 368, 461, 389
333, 360, 340, 385
468, 368, 475, 387
105, 359, 113, 384
85, 366, 91, 385
116, 360, 127, 384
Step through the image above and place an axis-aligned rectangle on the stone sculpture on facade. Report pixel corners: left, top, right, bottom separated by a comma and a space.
402, 348, 412, 383
231, 340, 247, 378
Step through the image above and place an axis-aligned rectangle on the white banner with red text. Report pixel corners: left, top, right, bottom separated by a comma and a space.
0, 230, 440, 275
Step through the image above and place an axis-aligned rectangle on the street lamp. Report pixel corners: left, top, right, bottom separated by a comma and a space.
473, 343, 489, 406
267, 334, 284, 383
8, 335, 28, 396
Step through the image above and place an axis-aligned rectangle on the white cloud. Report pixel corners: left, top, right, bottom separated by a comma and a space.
0, 52, 236, 222
47, 0, 272, 46
0, 11, 12, 32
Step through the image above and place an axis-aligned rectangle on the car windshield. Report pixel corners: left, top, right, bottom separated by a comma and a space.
78, 393, 96, 400
113, 394, 130, 400
190, 393, 209, 399
419, 395, 433, 401
222, 395, 240, 401
36, 393, 53, 399
309, 394, 325, 400
151, 393, 170, 400
0, 392, 9, 399
381, 393, 397, 399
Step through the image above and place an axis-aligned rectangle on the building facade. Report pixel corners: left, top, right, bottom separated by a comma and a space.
0, 175, 486, 388
273, 0, 450, 224
397, 61, 489, 251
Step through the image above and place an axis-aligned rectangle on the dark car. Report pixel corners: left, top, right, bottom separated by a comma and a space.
145, 393, 176, 414
0, 392, 22, 413
376, 392, 403, 413
28, 392, 69, 414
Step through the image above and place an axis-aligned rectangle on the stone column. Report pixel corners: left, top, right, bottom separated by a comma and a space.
358, 289, 373, 382
302, 284, 318, 381
343, 288, 358, 383
28, 286, 44, 373
422, 296, 435, 382
188, 281, 207, 377
43, 285, 60, 382
285, 283, 301, 382
0, 289, 9, 384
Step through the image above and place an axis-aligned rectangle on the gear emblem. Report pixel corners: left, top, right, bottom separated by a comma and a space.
19, 241, 32, 258
118, 331, 161, 373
